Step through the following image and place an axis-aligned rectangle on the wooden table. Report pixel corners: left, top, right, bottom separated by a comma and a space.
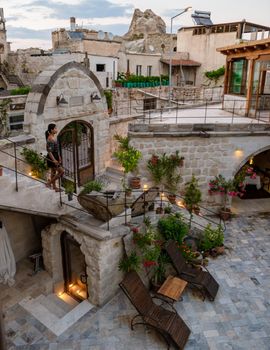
157, 275, 187, 303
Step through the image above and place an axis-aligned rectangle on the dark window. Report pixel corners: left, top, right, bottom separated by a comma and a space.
96, 64, 105, 72
136, 65, 142, 76
9, 114, 24, 130
143, 98, 157, 111
229, 59, 248, 95
147, 65, 152, 77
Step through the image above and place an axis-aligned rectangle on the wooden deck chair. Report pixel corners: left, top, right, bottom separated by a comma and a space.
131, 187, 159, 217
165, 240, 219, 301
119, 271, 191, 350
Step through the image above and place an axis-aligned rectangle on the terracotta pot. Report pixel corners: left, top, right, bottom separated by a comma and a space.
156, 207, 164, 214
219, 208, 231, 221
215, 245, 225, 255
167, 194, 176, 204
129, 177, 141, 189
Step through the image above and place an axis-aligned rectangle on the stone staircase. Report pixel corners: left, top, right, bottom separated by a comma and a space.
0, 168, 80, 217
19, 293, 93, 336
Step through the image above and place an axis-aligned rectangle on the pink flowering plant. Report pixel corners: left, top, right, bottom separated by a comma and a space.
209, 174, 244, 211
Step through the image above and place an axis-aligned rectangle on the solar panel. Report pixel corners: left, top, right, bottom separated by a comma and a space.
67, 31, 84, 40
191, 11, 213, 26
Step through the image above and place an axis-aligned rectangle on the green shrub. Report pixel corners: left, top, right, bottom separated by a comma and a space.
10, 86, 31, 95
118, 251, 141, 273
200, 224, 224, 251
158, 213, 188, 245
21, 147, 47, 178
80, 179, 103, 195
104, 90, 113, 110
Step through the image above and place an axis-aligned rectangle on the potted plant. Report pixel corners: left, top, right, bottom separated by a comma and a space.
147, 154, 167, 188
21, 147, 48, 179
114, 134, 142, 189
208, 174, 243, 220
199, 224, 224, 257
79, 179, 104, 195
164, 152, 182, 203
183, 175, 202, 214
118, 251, 141, 273
157, 213, 189, 246
64, 181, 75, 201
104, 90, 113, 115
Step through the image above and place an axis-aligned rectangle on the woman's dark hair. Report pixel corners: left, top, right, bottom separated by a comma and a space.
45, 123, 56, 140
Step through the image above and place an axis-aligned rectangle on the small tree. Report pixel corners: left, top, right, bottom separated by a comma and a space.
114, 134, 142, 189
184, 175, 202, 212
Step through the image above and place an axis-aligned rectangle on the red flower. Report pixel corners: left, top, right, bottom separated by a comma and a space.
131, 227, 139, 233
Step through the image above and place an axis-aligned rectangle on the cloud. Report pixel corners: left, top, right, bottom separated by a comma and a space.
6, 26, 51, 40
21, 0, 133, 19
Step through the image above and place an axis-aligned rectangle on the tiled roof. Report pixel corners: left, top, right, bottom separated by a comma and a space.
160, 58, 201, 67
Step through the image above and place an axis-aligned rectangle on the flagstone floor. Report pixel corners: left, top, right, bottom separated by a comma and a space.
1, 213, 270, 349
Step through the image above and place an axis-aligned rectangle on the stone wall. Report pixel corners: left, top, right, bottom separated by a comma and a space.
223, 94, 247, 116
0, 210, 53, 262
41, 220, 128, 306
128, 123, 270, 207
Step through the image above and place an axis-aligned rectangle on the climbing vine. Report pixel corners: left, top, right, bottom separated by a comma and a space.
204, 66, 225, 85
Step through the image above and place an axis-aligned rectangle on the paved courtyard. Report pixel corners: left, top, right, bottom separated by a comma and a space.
2, 213, 270, 349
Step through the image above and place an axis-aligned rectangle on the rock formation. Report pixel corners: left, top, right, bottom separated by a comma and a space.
123, 9, 166, 40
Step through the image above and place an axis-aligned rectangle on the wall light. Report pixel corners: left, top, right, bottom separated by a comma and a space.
249, 157, 254, 165
234, 149, 244, 157
56, 93, 68, 105
90, 92, 101, 102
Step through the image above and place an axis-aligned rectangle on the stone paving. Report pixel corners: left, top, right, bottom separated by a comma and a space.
2, 213, 270, 349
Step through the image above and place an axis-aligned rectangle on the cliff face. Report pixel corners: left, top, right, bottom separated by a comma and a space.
123, 9, 166, 40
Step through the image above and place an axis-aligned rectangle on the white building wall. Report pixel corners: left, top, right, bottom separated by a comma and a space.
118, 51, 163, 76
177, 29, 236, 85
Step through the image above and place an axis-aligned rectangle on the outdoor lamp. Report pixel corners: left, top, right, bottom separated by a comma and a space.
91, 92, 101, 102
56, 93, 68, 105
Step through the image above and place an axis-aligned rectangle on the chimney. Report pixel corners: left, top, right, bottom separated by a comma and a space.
70, 17, 76, 31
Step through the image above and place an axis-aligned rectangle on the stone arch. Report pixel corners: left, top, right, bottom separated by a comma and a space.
24, 61, 110, 176
232, 144, 270, 176
31, 61, 104, 116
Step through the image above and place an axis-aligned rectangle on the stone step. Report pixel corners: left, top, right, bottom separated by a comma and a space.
35, 294, 77, 319
46, 293, 77, 314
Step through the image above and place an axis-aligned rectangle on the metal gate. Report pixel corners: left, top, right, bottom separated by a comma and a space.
59, 121, 94, 188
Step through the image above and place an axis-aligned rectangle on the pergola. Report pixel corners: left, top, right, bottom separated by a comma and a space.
217, 38, 270, 117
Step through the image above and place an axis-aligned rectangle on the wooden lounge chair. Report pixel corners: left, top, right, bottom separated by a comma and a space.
165, 240, 219, 301
131, 187, 159, 217
119, 271, 191, 350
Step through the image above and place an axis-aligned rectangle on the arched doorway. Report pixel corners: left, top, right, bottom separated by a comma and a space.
234, 148, 270, 200
60, 232, 88, 302
59, 121, 94, 187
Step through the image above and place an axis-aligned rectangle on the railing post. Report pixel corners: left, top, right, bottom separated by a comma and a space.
124, 190, 127, 226
204, 101, 208, 124
13, 142, 18, 192
231, 100, 236, 124
107, 193, 110, 231
143, 190, 146, 221
59, 177, 62, 206
176, 99, 178, 124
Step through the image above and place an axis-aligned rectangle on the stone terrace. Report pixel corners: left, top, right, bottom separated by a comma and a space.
2, 213, 270, 349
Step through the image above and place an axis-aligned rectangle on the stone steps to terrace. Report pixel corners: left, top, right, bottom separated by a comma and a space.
0, 168, 80, 217
19, 293, 93, 336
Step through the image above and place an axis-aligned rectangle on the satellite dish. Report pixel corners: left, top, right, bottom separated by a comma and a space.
149, 45, 154, 52
97, 30, 105, 40
108, 32, 114, 40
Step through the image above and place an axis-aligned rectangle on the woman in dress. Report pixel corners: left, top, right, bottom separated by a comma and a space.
45, 123, 64, 191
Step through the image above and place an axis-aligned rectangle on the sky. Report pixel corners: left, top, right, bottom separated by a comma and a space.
1, 0, 270, 50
